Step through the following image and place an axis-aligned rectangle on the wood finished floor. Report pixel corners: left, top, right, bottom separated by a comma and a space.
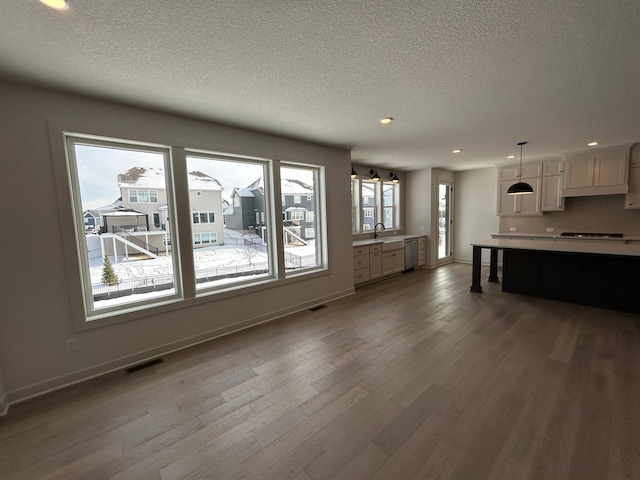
1, 263, 639, 480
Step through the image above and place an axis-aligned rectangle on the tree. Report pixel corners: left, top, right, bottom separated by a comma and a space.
101, 255, 119, 286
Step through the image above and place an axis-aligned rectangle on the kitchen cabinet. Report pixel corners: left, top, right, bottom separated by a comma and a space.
541, 158, 564, 211
498, 162, 542, 181
498, 178, 542, 216
369, 244, 382, 279
418, 236, 426, 267
381, 249, 404, 276
563, 148, 629, 196
353, 246, 370, 284
625, 145, 640, 209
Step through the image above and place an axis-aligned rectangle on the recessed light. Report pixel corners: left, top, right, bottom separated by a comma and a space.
379, 117, 393, 125
588, 141, 599, 147
39, 0, 69, 10
452, 149, 463, 154
507, 155, 516, 159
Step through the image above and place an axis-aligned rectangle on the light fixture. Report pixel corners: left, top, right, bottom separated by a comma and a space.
351, 167, 357, 179
380, 117, 393, 125
39, 0, 69, 10
588, 141, 599, 147
507, 155, 516, 159
452, 149, 463, 154
370, 169, 380, 182
507, 141, 534, 195
390, 172, 400, 183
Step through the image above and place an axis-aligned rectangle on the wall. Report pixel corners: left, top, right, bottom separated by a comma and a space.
405, 167, 432, 236
453, 167, 500, 264
0, 80, 354, 408
500, 194, 640, 235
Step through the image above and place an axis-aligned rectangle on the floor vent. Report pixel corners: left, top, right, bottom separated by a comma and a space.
125, 357, 163, 375
309, 304, 327, 311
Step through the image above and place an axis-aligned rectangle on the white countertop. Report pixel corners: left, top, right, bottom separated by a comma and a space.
474, 238, 640, 257
491, 232, 640, 242
353, 234, 426, 247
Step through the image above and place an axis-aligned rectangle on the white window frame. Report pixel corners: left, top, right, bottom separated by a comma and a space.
351, 175, 401, 234
52, 128, 329, 331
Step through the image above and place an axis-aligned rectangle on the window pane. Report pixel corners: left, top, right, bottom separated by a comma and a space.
186, 154, 271, 291
68, 138, 178, 317
281, 165, 322, 274
361, 181, 377, 232
383, 183, 396, 229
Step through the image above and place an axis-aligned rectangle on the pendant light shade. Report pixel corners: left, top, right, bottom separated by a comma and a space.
507, 141, 534, 196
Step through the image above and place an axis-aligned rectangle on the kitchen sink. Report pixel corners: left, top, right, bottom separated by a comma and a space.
381, 239, 405, 251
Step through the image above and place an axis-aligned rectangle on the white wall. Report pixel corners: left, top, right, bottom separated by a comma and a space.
454, 167, 499, 264
0, 80, 354, 408
405, 167, 432, 237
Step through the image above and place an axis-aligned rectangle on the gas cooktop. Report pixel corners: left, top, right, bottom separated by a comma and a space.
560, 232, 624, 238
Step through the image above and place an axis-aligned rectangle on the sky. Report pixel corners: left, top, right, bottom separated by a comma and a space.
75, 144, 314, 210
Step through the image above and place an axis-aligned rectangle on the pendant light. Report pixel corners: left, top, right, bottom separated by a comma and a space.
507, 141, 534, 195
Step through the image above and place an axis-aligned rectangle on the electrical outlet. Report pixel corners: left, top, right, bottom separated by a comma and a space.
419, 226, 425, 231
65, 338, 77, 353
509, 227, 517, 232
546, 227, 554, 232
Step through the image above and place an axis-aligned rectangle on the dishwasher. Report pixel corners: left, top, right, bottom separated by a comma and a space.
404, 238, 419, 271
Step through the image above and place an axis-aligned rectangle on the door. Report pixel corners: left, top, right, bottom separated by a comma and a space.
438, 182, 453, 262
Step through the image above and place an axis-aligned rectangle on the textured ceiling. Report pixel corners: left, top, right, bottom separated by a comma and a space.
1, 0, 639, 171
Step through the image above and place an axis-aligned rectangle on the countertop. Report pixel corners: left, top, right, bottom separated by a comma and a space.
474, 238, 640, 257
353, 234, 426, 247
491, 232, 640, 242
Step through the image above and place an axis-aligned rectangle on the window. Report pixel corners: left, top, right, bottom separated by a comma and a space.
361, 180, 377, 233
281, 165, 323, 274
60, 132, 327, 325
64, 136, 179, 319
192, 212, 215, 224
383, 182, 397, 229
128, 189, 158, 203
351, 175, 401, 234
186, 153, 272, 292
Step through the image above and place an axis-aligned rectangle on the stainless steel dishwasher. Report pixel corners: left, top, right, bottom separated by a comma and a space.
404, 238, 418, 271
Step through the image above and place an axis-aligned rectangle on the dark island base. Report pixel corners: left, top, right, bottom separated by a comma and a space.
502, 249, 640, 314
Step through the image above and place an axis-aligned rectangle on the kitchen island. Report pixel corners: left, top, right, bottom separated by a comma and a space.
471, 238, 640, 313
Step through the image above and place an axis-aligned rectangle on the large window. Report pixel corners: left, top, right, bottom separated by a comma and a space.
61, 133, 327, 324
65, 136, 179, 318
383, 182, 398, 229
281, 165, 323, 274
186, 153, 271, 292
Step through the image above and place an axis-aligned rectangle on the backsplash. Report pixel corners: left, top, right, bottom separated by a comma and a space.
500, 195, 640, 235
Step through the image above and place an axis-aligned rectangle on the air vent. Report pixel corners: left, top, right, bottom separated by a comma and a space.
125, 357, 163, 374
309, 304, 327, 312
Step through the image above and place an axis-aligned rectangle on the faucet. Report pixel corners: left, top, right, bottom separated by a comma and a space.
374, 222, 385, 238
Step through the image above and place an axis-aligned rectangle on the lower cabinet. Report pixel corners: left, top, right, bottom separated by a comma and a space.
369, 244, 382, 280
381, 249, 404, 276
502, 249, 639, 313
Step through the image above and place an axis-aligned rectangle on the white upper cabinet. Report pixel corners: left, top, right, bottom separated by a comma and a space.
624, 145, 640, 209
563, 146, 630, 196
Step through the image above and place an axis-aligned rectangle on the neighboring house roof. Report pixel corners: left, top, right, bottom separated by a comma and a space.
117, 167, 222, 190
233, 177, 264, 198
284, 206, 307, 212
222, 199, 233, 215
281, 178, 313, 195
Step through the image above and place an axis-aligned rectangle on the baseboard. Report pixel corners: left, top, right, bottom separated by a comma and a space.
2, 287, 355, 414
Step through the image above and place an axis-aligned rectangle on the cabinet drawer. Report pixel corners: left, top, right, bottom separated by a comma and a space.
353, 246, 370, 256
418, 237, 426, 245
418, 255, 426, 266
354, 267, 370, 284
370, 244, 382, 253
353, 253, 370, 270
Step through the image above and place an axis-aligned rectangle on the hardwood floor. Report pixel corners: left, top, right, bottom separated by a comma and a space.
1, 263, 639, 480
